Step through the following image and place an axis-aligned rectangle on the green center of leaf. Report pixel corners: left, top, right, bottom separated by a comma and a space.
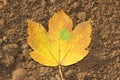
59, 29, 71, 41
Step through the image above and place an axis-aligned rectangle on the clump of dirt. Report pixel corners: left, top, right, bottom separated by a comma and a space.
0, 0, 120, 80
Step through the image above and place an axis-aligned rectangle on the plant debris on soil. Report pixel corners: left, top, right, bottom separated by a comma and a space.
0, 0, 120, 80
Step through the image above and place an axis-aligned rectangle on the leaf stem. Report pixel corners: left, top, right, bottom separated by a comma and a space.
58, 65, 64, 80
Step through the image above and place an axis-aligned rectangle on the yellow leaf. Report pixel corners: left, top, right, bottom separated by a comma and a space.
27, 10, 92, 66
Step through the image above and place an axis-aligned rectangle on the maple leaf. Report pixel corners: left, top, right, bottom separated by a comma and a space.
27, 10, 92, 67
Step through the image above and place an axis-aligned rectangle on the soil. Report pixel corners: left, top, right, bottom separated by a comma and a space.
0, 0, 120, 80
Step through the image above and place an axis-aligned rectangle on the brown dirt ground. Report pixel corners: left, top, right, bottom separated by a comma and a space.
0, 0, 120, 80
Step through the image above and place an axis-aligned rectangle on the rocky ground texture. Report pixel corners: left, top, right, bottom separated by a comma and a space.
0, 0, 120, 80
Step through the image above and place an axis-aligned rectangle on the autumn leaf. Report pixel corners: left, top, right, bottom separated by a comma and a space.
27, 10, 92, 67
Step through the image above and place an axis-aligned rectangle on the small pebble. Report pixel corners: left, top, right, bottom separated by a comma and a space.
12, 68, 27, 80
0, 52, 2, 58
22, 49, 29, 58
77, 12, 86, 21
50, 77, 56, 80
21, 44, 28, 49
50, 0, 56, 3
65, 69, 73, 77
0, 38, 2, 44
0, 19, 4, 29
41, 0, 46, 8
5, 55, 14, 67
3, 44, 18, 51
67, 0, 73, 4
55, 74, 61, 80
1, 55, 14, 67
0, 0, 7, 10
72, 2, 78, 8
2, 36, 7, 41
